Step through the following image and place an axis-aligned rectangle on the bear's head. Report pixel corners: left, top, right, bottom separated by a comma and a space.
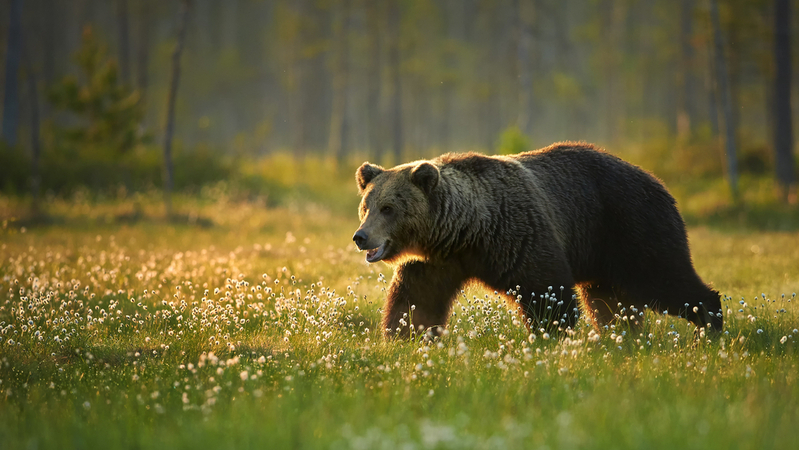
353, 160, 440, 264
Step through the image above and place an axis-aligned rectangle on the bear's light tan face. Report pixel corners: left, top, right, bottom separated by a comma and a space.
354, 168, 430, 264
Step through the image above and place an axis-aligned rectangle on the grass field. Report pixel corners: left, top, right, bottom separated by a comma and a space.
1, 195, 798, 449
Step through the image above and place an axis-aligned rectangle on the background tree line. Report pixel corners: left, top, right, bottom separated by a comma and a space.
0, 0, 797, 204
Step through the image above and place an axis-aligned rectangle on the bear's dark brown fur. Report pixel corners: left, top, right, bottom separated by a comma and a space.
353, 142, 723, 337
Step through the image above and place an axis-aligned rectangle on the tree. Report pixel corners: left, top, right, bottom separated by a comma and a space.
710, 0, 739, 200
117, 0, 131, 86
599, 0, 624, 145
328, 0, 351, 163
163, 0, 191, 218
365, 0, 383, 160
2, 0, 24, 147
136, 0, 151, 107
48, 27, 145, 154
276, 0, 318, 159
773, 0, 795, 202
514, 0, 535, 136
678, 0, 698, 139
387, 0, 403, 164
24, 43, 41, 215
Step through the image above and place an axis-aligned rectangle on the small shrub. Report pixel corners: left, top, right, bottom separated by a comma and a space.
496, 126, 530, 155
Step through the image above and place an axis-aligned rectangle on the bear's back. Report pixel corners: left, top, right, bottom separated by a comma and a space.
511, 143, 683, 278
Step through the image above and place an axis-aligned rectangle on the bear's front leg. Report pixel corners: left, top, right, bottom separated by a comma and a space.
382, 260, 468, 338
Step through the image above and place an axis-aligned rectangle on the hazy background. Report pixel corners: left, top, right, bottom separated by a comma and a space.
0, 0, 797, 220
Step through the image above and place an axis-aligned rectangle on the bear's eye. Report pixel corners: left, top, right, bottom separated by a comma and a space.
380, 205, 393, 215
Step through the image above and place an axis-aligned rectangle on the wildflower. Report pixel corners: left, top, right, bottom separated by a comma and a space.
240, 370, 249, 381
780, 336, 788, 344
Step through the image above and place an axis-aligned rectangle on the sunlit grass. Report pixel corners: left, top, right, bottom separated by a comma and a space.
1, 196, 798, 449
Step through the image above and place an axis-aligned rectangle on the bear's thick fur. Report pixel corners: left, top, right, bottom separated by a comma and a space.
353, 142, 722, 337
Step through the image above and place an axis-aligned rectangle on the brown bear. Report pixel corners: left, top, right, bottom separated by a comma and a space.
353, 142, 723, 337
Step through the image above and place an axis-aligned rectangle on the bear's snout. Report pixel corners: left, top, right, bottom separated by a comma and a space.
352, 229, 369, 250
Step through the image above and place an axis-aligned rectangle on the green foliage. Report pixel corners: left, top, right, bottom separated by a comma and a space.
495, 125, 531, 155
235, 153, 360, 213
0, 142, 30, 194
48, 26, 147, 155
3, 142, 232, 196
0, 27, 241, 198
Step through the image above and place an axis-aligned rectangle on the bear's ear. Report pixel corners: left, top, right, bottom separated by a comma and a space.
356, 162, 384, 194
410, 162, 440, 193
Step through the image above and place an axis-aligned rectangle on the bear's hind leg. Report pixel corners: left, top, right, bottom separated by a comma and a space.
577, 283, 621, 329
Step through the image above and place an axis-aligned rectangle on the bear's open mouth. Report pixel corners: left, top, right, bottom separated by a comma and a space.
365, 242, 388, 263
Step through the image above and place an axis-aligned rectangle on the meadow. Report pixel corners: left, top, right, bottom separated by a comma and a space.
1, 191, 798, 450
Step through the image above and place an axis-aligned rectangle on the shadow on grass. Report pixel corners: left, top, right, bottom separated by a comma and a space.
685, 203, 799, 232
11, 210, 214, 230
117, 210, 214, 228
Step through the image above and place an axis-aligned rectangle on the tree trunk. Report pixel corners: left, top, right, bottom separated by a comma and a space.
707, 45, 721, 154
709, 0, 739, 200
117, 0, 131, 85
365, 0, 383, 161
387, 0, 403, 164
42, 0, 56, 87
163, 0, 191, 218
288, 0, 309, 160
24, 49, 41, 216
2, 0, 24, 147
600, 0, 622, 145
678, 0, 698, 140
136, 0, 150, 105
21, 18, 40, 215
328, 0, 351, 164
514, 0, 534, 136
773, 0, 795, 202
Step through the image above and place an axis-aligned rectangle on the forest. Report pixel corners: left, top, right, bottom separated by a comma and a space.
0, 0, 797, 213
